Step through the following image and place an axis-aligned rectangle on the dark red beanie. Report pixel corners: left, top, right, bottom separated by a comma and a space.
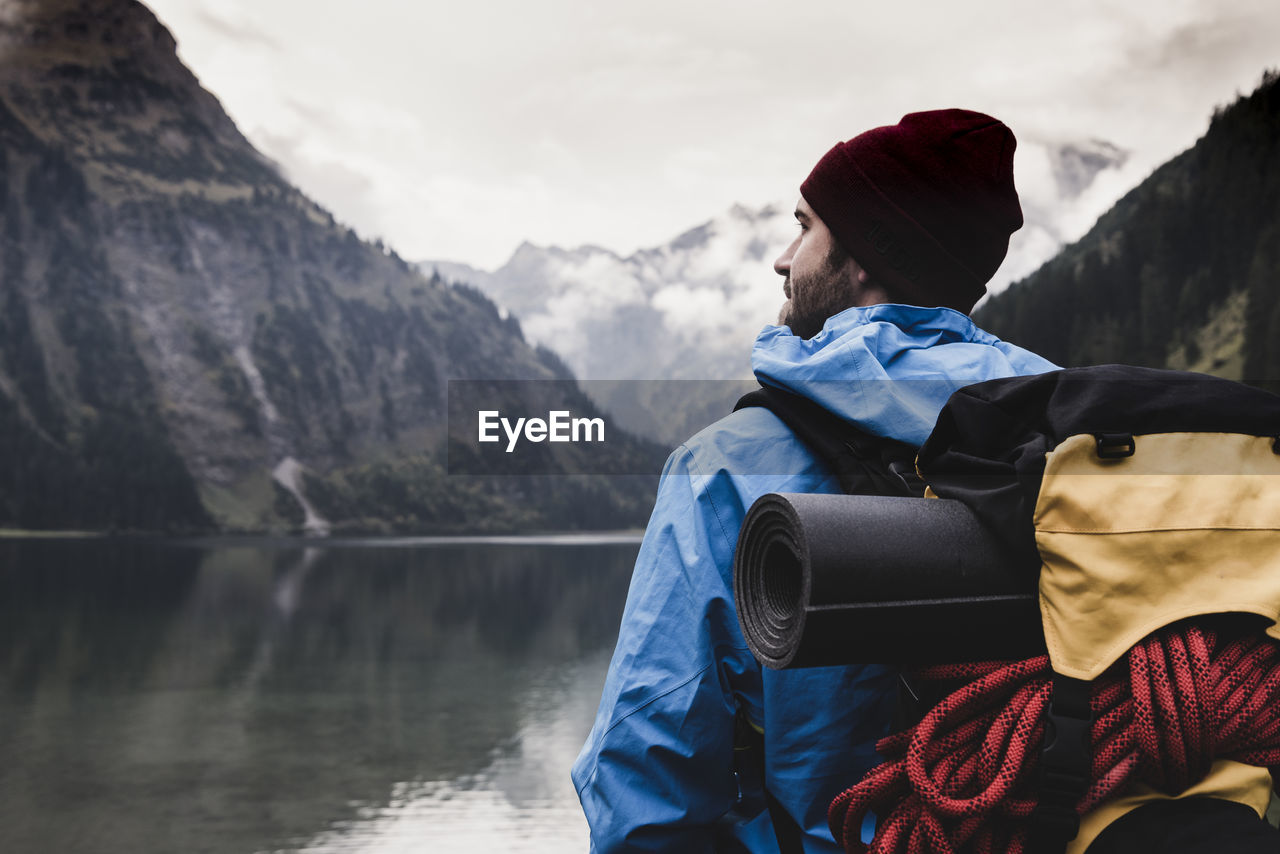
799, 109, 1023, 313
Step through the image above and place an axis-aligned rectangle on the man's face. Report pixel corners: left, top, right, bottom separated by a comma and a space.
773, 197, 856, 339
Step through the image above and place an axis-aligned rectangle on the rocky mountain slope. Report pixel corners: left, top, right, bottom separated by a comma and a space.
0, 0, 658, 533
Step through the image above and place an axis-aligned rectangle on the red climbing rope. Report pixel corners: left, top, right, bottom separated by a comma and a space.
828, 624, 1280, 854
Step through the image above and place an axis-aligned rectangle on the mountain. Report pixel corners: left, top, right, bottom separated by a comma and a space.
423, 141, 1127, 443
975, 71, 1280, 385
428, 204, 793, 384
426, 205, 793, 443
1046, 139, 1130, 201
424, 179, 1130, 383
0, 0, 659, 533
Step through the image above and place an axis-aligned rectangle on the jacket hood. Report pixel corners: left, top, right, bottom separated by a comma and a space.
752, 304, 1058, 446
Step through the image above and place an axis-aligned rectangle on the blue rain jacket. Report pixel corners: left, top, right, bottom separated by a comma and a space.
572, 304, 1058, 852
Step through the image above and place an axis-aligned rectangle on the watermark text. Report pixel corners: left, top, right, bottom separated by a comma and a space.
478, 410, 605, 453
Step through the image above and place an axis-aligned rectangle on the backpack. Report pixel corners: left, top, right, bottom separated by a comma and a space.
907, 364, 1280, 854
737, 367, 1280, 854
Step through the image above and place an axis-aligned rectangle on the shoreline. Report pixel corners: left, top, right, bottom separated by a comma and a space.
0, 528, 646, 547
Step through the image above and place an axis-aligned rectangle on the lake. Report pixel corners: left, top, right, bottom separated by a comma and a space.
0, 534, 640, 853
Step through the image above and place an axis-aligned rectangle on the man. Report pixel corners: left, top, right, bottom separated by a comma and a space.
572, 109, 1058, 852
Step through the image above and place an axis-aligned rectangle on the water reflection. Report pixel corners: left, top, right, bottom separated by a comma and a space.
298, 650, 609, 853
0, 537, 637, 854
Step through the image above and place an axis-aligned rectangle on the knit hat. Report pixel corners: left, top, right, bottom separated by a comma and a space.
799, 109, 1023, 313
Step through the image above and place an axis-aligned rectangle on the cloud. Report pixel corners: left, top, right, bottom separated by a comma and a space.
1128, 0, 1275, 76
140, 0, 1280, 271
251, 128, 381, 236
193, 8, 281, 50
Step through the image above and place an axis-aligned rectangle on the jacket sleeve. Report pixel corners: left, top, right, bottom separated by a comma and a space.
571, 445, 761, 853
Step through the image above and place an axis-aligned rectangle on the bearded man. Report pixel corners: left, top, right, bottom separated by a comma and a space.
573, 109, 1058, 853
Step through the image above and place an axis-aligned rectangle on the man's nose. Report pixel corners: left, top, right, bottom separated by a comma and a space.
774, 236, 798, 276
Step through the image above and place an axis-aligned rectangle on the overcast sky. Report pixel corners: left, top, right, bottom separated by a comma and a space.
141, 0, 1280, 270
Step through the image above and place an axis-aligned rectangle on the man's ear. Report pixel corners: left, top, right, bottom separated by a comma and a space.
852, 265, 892, 307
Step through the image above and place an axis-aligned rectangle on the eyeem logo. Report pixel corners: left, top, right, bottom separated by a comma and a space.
478, 410, 606, 453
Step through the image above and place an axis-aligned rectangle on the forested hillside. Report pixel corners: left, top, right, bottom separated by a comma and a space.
976, 71, 1280, 386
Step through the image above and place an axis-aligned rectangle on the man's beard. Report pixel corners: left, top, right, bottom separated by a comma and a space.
781, 251, 853, 340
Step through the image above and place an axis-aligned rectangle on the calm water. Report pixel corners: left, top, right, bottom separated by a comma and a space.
0, 535, 639, 854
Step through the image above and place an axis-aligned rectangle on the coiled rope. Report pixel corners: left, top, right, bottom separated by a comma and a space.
828, 624, 1280, 854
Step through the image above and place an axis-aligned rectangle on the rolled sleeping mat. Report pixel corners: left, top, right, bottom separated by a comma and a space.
734, 493, 1045, 669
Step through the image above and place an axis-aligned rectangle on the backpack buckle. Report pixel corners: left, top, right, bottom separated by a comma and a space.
1095, 433, 1135, 459
1028, 674, 1093, 854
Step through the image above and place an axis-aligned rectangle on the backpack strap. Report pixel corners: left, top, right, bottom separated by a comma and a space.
734, 385, 925, 498
1028, 674, 1094, 854
732, 385, 924, 852
731, 706, 806, 854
